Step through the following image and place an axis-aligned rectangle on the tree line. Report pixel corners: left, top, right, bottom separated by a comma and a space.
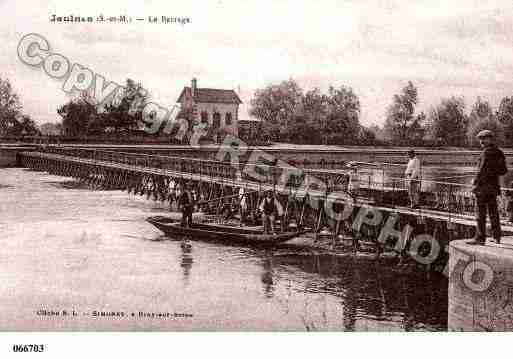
0, 76, 153, 139
0, 77, 39, 137
248, 79, 364, 145
384, 81, 513, 147
47, 78, 195, 142
2, 72, 513, 148
55, 79, 150, 138
247, 79, 513, 147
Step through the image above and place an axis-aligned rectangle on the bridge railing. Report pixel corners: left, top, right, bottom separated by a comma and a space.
386, 175, 513, 219
40, 146, 350, 189
35, 146, 513, 219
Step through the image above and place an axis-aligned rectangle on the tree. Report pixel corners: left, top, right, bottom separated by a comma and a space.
295, 88, 327, 144
497, 96, 513, 145
359, 126, 377, 145
0, 77, 22, 136
324, 86, 361, 145
368, 125, 385, 141
466, 97, 504, 146
428, 97, 467, 146
103, 79, 149, 134
249, 79, 303, 141
249, 80, 362, 144
172, 106, 195, 141
407, 111, 427, 145
384, 81, 419, 145
40, 122, 62, 136
8, 115, 40, 136
0, 76, 44, 137
57, 92, 97, 137
287, 111, 317, 144
57, 79, 150, 137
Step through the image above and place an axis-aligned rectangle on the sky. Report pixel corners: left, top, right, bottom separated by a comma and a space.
2, 0, 513, 126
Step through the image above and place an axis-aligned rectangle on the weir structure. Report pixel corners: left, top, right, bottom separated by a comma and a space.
18, 146, 513, 242
11, 145, 513, 331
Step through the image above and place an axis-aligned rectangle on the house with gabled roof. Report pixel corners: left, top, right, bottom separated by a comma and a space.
176, 78, 242, 140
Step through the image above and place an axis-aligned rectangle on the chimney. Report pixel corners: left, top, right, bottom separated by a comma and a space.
191, 78, 197, 97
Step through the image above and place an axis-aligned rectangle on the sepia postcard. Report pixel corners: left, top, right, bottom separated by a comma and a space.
2, 1, 513, 350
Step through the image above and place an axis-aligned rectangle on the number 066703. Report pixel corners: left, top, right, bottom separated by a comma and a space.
12, 344, 45, 352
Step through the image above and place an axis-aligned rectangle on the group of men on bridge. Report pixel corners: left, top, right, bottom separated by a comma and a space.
177, 129, 510, 244
404, 130, 509, 245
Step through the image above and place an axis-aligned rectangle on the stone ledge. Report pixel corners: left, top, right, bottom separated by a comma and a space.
448, 237, 513, 331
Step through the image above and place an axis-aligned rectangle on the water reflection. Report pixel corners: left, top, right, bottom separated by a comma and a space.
2, 167, 450, 331
268, 252, 448, 331
44, 180, 91, 190
341, 259, 359, 331
261, 252, 275, 298
180, 239, 193, 283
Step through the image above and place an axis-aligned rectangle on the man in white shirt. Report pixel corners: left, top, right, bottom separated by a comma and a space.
346, 162, 360, 198
404, 150, 421, 208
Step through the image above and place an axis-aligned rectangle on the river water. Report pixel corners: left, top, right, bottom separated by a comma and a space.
0, 168, 447, 331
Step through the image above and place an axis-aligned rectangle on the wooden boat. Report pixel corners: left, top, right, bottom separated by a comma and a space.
147, 216, 304, 245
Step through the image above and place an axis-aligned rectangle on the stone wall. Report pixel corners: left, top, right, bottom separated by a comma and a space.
448, 239, 513, 331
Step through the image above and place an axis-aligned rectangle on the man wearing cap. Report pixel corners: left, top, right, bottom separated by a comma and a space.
470, 130, 508, 245
405, 150, 421, 208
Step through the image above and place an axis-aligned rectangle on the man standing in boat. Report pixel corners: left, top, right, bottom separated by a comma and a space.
469, 130, 508, 245
405, 149, 421, 208
259, 191, 283, 234
179, 183, 195, 228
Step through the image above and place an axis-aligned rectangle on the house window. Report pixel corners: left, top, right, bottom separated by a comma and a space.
213, 112, 221, 128
225, 112, 233, 126
200, 111, 209, 124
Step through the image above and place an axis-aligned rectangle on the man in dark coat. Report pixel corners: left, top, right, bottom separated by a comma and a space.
469, 130, 508, 245
178, 183, 195, 228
